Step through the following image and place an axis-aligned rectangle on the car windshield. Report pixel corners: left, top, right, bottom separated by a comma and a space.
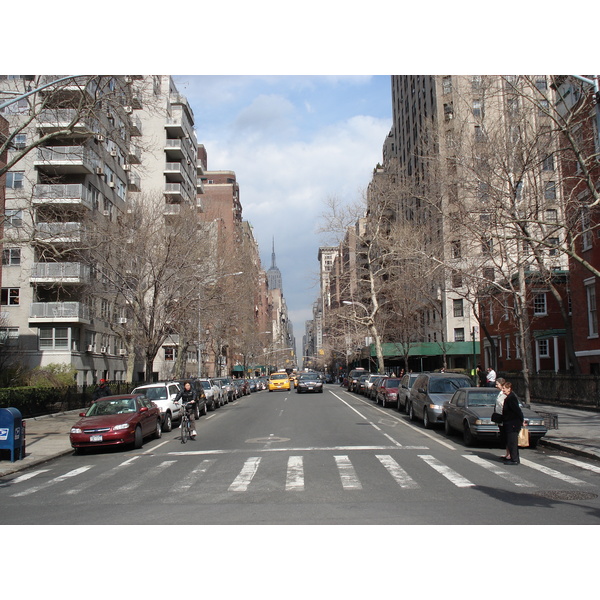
466, 391, 497, 406
87, 398, 136, 416
271, 374, 288, 380
133, 387, 166, 400
386, 379, 401, 387
299, 374, 318, 380
200, 381, 210, 389
429, 378, 471, 394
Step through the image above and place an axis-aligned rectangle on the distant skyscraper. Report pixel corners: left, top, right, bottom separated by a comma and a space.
267, 237, 283, 291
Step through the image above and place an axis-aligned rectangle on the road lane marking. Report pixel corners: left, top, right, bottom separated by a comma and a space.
167, 459, 217, 495
113, 460, 176, 493
0, 469, 50, 488
376, 455, 419, 489
519, 458, 588, 485
334, 455, 362, 490
550, 455, 600, 474
462, 455, 536, 487
229, 456, 262, 492
419, 455, 474, 488
169, 445, 427, 456
11, 466, 93, 497
64, 456, 141, 495
333, 390, 455, 450
286, 456, 304, 491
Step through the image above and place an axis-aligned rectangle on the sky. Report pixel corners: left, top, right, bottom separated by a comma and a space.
173, 75, 393, 349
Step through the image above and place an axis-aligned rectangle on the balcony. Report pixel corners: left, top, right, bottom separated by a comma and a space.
165, 115, 184, 137
127, 171, 141, 191
164, 204, 181, 216
127, 144, 141, 164
196, 178, 205, 194
164, 162, 184, 181
30, 262, 90, 284
34, 146, 97, 174
164, 183, 183, 201
29, 301, 90, 324
36, 109, 96, 134
33, 184, 93, 210
165, 139, 184, 159
129, 116, 142, 136
34, 222, 84, 244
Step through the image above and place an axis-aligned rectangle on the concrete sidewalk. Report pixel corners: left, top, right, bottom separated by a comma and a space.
1, 402, 599, 479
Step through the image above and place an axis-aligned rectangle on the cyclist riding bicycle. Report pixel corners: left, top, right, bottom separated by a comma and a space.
175, 381, 197, 440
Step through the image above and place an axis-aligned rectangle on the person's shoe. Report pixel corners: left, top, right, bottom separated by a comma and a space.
191, 430, 197, 439
504, 459, 520, 465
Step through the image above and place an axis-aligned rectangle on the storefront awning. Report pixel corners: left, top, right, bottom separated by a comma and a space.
374, 341, 480, 358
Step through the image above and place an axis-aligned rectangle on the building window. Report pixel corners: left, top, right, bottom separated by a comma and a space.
534, 293, 547, 316
481, 237, 493, 255
546, 209, 558, 223
6, 171, 24, 189
586, 280, 598, 337
515, 335, 521, 359
505, 336, 511, 359
454, 328, 465, 342
473, 99, 483, 118
451, 240, 461, 259
1, 288, 20, 306
581, 207, 593, 251
442, 76, 452, 95
542, 153, 555, 171
39, 327, 70, 349
2, 248, 21, 266
538, 339, 549, 358
453, 299, 464, 317
544, 181, 556, 200
451, 270, 463, 288
13, 133, 27, 149
0, 327, 19, 343
548, 237, 559, 256
5, 209, 23, 228
483, 267, 495, 281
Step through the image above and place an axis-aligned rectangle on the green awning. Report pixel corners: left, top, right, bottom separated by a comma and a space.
232, 365, 244, 372
373, 341, 480, 358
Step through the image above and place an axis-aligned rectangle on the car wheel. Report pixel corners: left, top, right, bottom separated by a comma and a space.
423, 409, 431, 429
154, 419, 162, 440
163, 411, 172, 432
404, 400, 411, 416
381, 396, 386, 408
463, 422, 474, 447
444, 416, 452, 436
409, 403, 416, 422
201, 402, 207, 416
194, 403, 200, 419
134, 425, 143, 449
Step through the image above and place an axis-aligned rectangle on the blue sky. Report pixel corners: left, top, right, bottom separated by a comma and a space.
174, 76, 393, 347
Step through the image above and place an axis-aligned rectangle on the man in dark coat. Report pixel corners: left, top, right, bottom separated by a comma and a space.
92, 378, 112, 401
501, 381, 524, 465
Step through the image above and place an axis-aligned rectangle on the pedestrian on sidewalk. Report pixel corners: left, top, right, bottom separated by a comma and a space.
92, 379, 111, 401
501, 381, 524, 465
486, 367, 497, 387
494, 377, 510, 459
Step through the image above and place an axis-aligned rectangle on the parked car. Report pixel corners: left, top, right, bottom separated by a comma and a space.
131, 381, 182, 431
443, 387, 549, 448
214, 377, 236, 401
347, 368, 367, 392
363, 374, 380, 397
70, 394, 162, 452
397, 373, 420, 414
269, 371, 291, 392
356, 374, 370, 395
198, 378, 221, 410
377, 377, 402, 408
408, 372, 473, 428
212, 379, 229, 404
296, 372, 324, 393
368, 376, 385, 401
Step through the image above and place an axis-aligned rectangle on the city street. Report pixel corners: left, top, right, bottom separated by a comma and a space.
1, 384, 599, 525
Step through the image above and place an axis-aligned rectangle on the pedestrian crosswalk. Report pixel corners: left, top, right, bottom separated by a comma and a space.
1, 450, 597, 499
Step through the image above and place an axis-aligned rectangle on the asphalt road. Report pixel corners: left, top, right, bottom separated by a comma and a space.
1, 384, 599, 525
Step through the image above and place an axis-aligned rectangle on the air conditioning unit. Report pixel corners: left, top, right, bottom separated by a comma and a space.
119, 349, 127, 355
124, 106, 133, 114
100, 346, 107, 353
123, 164, 131, 171
103, 210, 110, 217
110, 150, 117, 157
118, 317, 127, 324
95, 134, 105, 142
108, 181, 115, 188
96, 167, 104, 175
86, 345, 94, 352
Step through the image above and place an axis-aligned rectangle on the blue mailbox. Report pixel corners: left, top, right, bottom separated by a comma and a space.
0, 407, 25, 462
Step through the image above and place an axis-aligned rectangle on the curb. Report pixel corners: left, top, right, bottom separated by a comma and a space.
539, 438, 600, 463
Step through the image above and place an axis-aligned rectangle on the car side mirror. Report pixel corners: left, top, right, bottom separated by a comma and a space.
139, 406, 148, 413
79, 412, 86, 417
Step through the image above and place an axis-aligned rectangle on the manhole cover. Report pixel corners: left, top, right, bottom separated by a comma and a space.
530, 490, 598, 501
245, 436, 290, 444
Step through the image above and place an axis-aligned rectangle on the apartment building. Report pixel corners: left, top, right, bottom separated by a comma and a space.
1, 75, 139, 384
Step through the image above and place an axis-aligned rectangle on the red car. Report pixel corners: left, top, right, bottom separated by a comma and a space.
376, 377, 402, 408
70, 394, 162, 453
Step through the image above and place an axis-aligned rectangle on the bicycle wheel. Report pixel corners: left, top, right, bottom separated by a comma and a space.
181, 417, 189, 444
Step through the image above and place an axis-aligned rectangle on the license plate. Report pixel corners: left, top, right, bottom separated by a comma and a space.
90, 435, 103, 442
308, 387, 313, 390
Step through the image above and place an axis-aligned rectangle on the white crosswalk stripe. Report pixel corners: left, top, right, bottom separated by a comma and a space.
229, 457, 262, 492
11, 466, 93, 497
286, 456, 304, 491
549, 455, 600, 474
0, 469, 50, 489
167, 459, 217, 495
419, 455, 474, 488
519, 457, 588, 485
462, 455, 536, 487
376, 454, 419, 488
64, 456, 141, 495
334, 455, 362, 490
113, 460, 176, 494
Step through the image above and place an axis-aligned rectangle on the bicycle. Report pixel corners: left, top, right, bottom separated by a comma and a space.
179, 402, 195, 444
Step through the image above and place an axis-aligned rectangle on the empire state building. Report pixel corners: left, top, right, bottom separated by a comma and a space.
267, 238, 283, 291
